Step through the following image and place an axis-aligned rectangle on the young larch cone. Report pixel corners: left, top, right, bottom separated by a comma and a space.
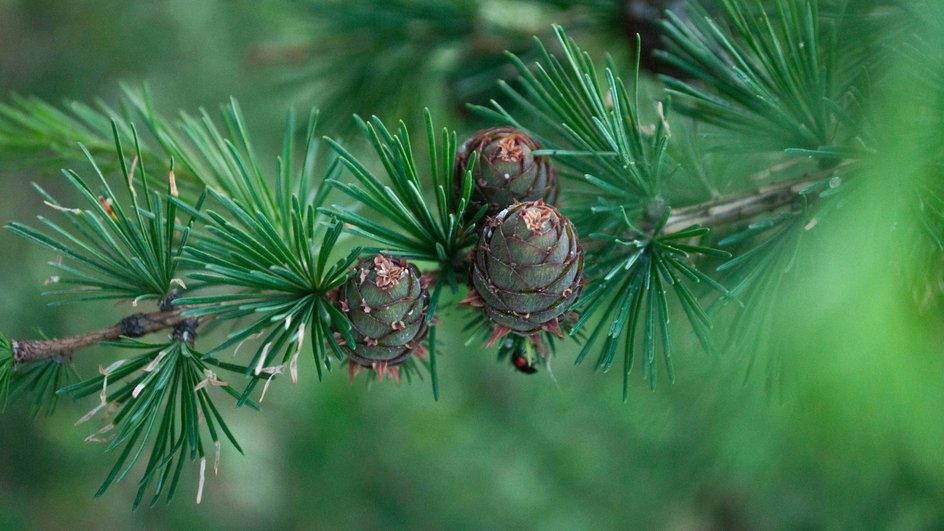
465, 201, 583, 346
337, 254, 430, 383
455, 127, 558, 217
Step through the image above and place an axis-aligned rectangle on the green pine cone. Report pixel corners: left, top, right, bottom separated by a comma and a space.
337, 254, 430, 380
467, 201, 583, 344
455, 127, 558, 217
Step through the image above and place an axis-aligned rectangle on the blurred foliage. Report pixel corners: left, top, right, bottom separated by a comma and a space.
265, 0, 645, 134
0, 0, 942, 529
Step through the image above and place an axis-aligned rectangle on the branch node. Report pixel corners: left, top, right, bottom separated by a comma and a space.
119, 313, 152, 338
159, 289, 180, 312
172, 318, 199, 347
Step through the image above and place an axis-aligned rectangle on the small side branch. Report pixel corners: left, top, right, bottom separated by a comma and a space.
663, 172, 831, 235
11, 309, 193, 365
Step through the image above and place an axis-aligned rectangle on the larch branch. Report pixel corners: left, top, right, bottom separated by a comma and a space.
11, 308, 197, 365
663, 170, 835, 235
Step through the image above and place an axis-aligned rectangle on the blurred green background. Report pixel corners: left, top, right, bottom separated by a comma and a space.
1, 1, 943, 529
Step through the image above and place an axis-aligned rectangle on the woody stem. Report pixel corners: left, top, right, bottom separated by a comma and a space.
662, 170, 836, 235
11, 308, 201, 365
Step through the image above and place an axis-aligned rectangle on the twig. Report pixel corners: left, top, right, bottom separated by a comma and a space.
11, 309, 197, 365
662, 171, 833, 235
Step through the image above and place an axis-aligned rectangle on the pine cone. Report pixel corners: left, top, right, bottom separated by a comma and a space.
337, 254, 430, 382
466, 201, 583, 345
455, 127, 558, 217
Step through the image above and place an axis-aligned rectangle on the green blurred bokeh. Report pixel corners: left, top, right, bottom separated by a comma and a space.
0, 2, 942, 529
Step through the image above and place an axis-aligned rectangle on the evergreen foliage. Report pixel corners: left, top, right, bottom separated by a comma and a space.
0, 0, 940, 511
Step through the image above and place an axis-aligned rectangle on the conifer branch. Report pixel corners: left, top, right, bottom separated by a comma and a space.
663, 170, 838, 235
10, 309, 199, 365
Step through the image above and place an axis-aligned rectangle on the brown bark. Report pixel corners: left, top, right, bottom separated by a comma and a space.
11, 309, 193, 365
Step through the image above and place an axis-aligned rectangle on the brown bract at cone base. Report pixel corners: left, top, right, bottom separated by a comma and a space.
463, 200, 584, 348
335, 254, 431, 384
